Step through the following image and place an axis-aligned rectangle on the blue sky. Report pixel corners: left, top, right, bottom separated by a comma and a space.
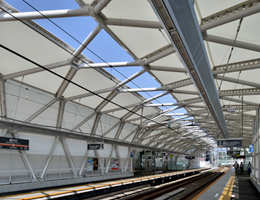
5, 0, 189, 116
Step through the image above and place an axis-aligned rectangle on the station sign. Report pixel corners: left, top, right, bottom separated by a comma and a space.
249, 144, 254, 153
0, 137, 29, 150
87, 143, 104, 150
217, 138, 242, 147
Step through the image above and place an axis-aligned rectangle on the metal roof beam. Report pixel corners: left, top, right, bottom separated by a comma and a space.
149, 65, 187, 73
103, 121, 120, 137
68, 24, 102, 64
25, 98, 57, 123
121, 88, 199, 94
79, 61, 141, 69
143, 45, 175, 65
200, 0, 260, 31
165, 78, 193, 90
150, 0, 229, 138
2, 60, 69, 80
215, 75, 260, 88
220, 96, 258, 106
101, 91, 169, 114
204, 35, 260, 52
0, 119, 186, 154
55, 67, 77, 99
66, 68, 146, 101
105, 18, 162, 29
226, 114, 255, 119
143, 103, 180, 107
93, 0, 111, 15
223, 105, 258, 110
72, 112, 96, 131
119, 87, 167, 93
0, 8, 91, 21
219, 88, 260, 97
213, 58, 260, 74
95, 91, 118, 113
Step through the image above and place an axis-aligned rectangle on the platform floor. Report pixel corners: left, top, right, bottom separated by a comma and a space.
196, 168, 259, 200
197, 168, 235, 200
231, 174, 259, 200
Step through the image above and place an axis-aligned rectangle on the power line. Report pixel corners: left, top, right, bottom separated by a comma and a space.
21, 0, 178, 114
2, 2, 190, 132
218, 18, 243, 92
1, 1, 213, 146
0, 44, 200, 144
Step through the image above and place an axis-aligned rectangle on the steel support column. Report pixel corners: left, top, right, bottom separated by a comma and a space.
40, 137, 59, 179
115, 145, 123, 173
19, 149, 37, 181
60, 138, 77, 177
0, 80, 7, 136
94, 150, 104, 174
79, 143, 89, 176
124, 147, 132, 173
105, 145, 115, 174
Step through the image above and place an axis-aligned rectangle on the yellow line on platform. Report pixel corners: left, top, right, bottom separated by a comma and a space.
219, 173, 235, 200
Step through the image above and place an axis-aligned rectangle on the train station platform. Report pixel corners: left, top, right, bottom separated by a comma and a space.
0, 168, 210, 200
196, 168, 260, 200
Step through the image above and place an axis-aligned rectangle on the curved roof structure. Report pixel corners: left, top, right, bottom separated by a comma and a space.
0, 0, 259, 155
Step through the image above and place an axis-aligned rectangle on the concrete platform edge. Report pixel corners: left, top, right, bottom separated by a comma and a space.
0, 173, 134, 194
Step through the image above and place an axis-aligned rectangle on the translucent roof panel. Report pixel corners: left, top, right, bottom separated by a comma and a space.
1, 0, 259, 153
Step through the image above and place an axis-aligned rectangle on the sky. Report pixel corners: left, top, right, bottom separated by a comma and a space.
4, 0, 189, 116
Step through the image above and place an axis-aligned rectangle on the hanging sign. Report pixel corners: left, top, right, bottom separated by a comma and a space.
88, 143, 104, 150
130, 151, 133, 158
249, 144, 254, 153
217, 138, 242, 147
0, 137, 29, 150
227, 108, 235, 113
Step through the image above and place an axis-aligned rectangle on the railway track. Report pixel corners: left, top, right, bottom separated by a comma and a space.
75, 168, 230, 200
121, 168, 229, 200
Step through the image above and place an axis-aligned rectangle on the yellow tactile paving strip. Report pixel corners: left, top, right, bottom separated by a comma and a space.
219, 172, 235, 200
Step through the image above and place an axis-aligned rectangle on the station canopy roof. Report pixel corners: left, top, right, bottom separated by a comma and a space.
0, 0, 259, 153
